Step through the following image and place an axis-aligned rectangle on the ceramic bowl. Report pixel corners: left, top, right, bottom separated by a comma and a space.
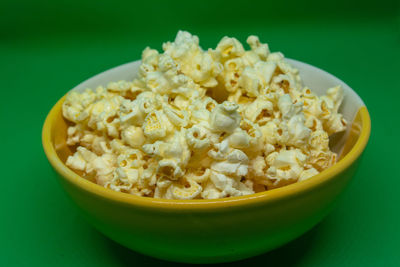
42, 59, 370, 263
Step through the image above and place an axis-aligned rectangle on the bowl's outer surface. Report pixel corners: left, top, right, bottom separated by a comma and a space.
42, 60, 370, 263
55, 161, 360, 263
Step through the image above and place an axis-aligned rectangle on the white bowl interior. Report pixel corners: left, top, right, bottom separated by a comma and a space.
70, 59, 366, 155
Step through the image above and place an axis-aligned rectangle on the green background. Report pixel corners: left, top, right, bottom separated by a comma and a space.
1, 0, 399, 265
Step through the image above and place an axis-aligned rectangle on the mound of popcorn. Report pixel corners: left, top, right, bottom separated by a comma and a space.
63, 31, 347, 199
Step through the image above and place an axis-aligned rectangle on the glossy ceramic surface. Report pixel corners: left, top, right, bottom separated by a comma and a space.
42, 59, 370, 263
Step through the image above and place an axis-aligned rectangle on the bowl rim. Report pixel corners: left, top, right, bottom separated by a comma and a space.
42, 60, 371, 210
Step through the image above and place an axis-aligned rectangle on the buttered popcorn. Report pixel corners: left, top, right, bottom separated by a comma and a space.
63, 31, 347, 199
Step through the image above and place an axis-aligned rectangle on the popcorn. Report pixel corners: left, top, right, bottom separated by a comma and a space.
208, 140, 230, 160
215, 37, 245, 61
272, 74, 294, 94
226, 119, 262, 154
158, 159, 184, 179
243, 97, 274, 123
163, 31, 222, 88
209, 101, 241, 133
121, 126, 145, 148
165, 179, 202, 199
249, 156, 267, 179
247, 35, 270, 60
141, 47, 159, 70
208, 171, 253, 198
186, 168, 211, 183
107, 81, 132, 92
62, 89, 97, 123
260, 121, 279, 145
239, 66, 263, 97
221, 58, 244, 93
62, 31, 347, 199
272, 149, 307, 169
162, 103, 189, 127
299, 168, 319, 182
142, 110, 170, 140
66, 124, 85, 146
91, 153, 116, 185
66, 147, 94, 173
145, 71, 171, 95
265, 149, 308, 185
211, 148, 249, 177
241, 62, 277, 97
309, 150, 336, 171
201, 181, 222, 199
189, 97, 217, 123
278, 94, 300, 119
286, 115, 311, 147
118, 99, 144, 125
309, 130, 330, 151
186, 125, 211, 151
267, 52, 284, 62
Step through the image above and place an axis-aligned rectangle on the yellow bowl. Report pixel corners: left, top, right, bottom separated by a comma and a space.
42, 59, 370, 263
